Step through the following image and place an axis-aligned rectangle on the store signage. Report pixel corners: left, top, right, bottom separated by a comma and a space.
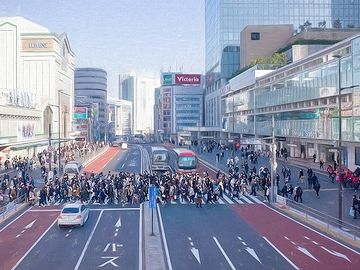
162, 74, 173, 85
17, 122, 35, 141
220, 84, 232, 96
22, 39, 54, 51
73, 107, 88, 119
175, 74, 201, 85
0, 89, 39, 109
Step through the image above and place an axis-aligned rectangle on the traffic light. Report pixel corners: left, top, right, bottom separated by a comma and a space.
235, 142, 240, 149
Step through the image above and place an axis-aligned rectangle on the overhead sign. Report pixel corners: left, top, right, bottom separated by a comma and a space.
73, 107, 88, 119
22, 38, 54, 52
175, 74, 201, 85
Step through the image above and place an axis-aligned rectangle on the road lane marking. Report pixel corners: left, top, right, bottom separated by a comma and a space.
99, 256, 119, 268
262, 204, 360, 256
139, 204, 143, 270
191, 247, 201, 264
222, 194, 235, 204
115, 217, 122, 228
320, 246, 351, 262
65, 233, 70, 237
0, 206, 33, 232
296, 246, 319, 262
89, 208, 140, 211
245, 246, 262, 264
11, 219, 58, 270
213, 236, 236, 270
217, 198, 226, 204
262, 236, 299, 270
157, 204, 173, 270
240, 196, 254, 204
233, 197, 244, 204
74, 210, 103, 270
28, 209, 60, 212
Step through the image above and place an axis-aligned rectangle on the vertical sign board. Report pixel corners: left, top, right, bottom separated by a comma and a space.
149, 185, 156, 208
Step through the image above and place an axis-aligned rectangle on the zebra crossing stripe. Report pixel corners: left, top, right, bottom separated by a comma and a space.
217, 198, 226, 204
222, 194, 235, 204
233, 197, 244, 204
54, 201, 60, 206
240, 195, 254, 204
249, 196, 263, 204
180, 199, 187, 204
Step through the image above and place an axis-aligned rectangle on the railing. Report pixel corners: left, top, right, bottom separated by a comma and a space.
0, 193, 27, 221
284, 198, 360, 241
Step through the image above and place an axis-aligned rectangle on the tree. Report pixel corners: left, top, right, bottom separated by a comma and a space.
251, 53, 287, 66
299, 20, 312, 32
347, 23, 355, 28
333, 19, 342, 28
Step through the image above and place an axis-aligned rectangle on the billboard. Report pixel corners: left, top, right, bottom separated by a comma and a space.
17, 122, 35, 141
162, 74, 173, 85
175, 74, 201, 85
73, 107, 88, 119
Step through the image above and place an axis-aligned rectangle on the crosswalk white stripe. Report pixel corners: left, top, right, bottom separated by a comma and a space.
249, 196, 263, 204
222, 194, 235, 204
233, 197, 244, 204
170, 201, 177, 204
180, 199, 187, 204
240, 195, 254, 204
217, 198, 226, 204
54, 201, 60, 206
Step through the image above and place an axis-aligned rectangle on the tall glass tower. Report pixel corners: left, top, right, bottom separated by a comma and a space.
205, 0, 360, 127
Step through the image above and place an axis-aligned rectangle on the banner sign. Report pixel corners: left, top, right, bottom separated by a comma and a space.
73, 107, 88, 119
175, 74, 201, 85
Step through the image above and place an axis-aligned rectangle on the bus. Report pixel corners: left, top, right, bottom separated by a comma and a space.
151, 146, 170, 172
172, 148, 197, 173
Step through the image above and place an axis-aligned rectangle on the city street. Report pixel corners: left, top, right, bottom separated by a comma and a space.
193, 146, 360, 225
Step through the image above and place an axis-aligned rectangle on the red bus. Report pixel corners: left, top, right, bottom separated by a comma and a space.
172, 148, 197, 173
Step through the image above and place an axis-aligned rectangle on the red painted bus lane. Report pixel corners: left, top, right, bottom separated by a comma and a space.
232, 204, 360, 270
0, 210, 58, 270
84, 147, 120, 174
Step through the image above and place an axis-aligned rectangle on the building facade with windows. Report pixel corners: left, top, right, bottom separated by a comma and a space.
74, 68, 107, 141
107, 98, 132, 140
155, 73, 204, 142
205, 0, 360, 128
222, 34, 360, 170
0, 16, 75, 157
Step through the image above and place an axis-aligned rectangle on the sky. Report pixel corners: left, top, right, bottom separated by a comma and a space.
0, 0, 205, 97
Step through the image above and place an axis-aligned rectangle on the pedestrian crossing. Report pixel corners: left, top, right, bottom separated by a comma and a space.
44, 192, 264, 207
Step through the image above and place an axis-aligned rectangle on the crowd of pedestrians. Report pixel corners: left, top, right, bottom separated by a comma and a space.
0, 141, 105, 207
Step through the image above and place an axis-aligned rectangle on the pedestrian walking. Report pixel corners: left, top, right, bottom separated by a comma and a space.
196, 189, 203, 208
313, 175, 320, 198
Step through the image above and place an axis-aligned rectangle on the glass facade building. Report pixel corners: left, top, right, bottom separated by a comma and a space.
223, 35, 360, 169
205, 0, 360, 127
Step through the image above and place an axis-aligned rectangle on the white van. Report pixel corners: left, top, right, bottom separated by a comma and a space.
63, 161, 83, 178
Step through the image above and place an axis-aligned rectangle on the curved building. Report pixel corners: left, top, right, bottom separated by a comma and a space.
75, 68, 107, 141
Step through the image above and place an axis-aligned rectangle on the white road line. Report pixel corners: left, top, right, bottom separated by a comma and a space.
249, 196, 263, 204
217, 198, 226, 204
233, 197, 244, 204
222, 194, 235, 204
11, 219, 57, 270
240, 196, 254, 204
89, 208, 140, 211
0, 206, 33, 232
157, 204, 173, 270
28, 209, 60, 212
74, 210, 103, 270
65, 233, 70, 237
262, 204, 360, 256
138, 204, 143, 270
262, 236, 299, 270
188, 237, 192, 241
213, 236, 236, 270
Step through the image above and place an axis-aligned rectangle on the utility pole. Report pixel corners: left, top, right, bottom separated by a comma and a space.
270, 114, 277, 203
232, 95, 235, 160
48, 123, 52, 172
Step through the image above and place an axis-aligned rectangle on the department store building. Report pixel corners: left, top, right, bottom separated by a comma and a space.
0, 17, 75, 157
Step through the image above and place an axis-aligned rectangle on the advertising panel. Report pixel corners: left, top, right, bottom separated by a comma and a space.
162, 74, 173, 85
175, 74, 201, 85
73, 107, 88, 119
17, 122, 35, 141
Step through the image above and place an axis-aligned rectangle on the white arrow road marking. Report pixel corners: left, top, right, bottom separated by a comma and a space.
321, 246, 351, 263
245, 247, 262, 264
296, 246, 319, 262
115, 217, 122, 228
25, 219, 36, 229
98, 256, 119, 268
191, 247, 201, 264
237, 236, 243, 241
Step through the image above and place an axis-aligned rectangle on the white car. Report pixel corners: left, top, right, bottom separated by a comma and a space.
58, 203, 89, 227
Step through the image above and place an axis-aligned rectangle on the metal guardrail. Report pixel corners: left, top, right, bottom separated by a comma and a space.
283, 198, 360, 241
0, 193, 27, 221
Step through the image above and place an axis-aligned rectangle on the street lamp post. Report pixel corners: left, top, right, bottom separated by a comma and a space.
270, 114, 277, 203
58, 90, 71, 173
333, 54, 359, 221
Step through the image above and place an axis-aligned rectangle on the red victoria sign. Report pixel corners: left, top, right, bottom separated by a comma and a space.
175, 74, 201, 85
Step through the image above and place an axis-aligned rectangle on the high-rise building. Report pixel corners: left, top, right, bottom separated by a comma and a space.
155, 73, 204, 142
118, 73, 157, 134
0, 16, 75, 156
74, 68, 107, 141
107, 98, 132, 140
204, 0, 360, 127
